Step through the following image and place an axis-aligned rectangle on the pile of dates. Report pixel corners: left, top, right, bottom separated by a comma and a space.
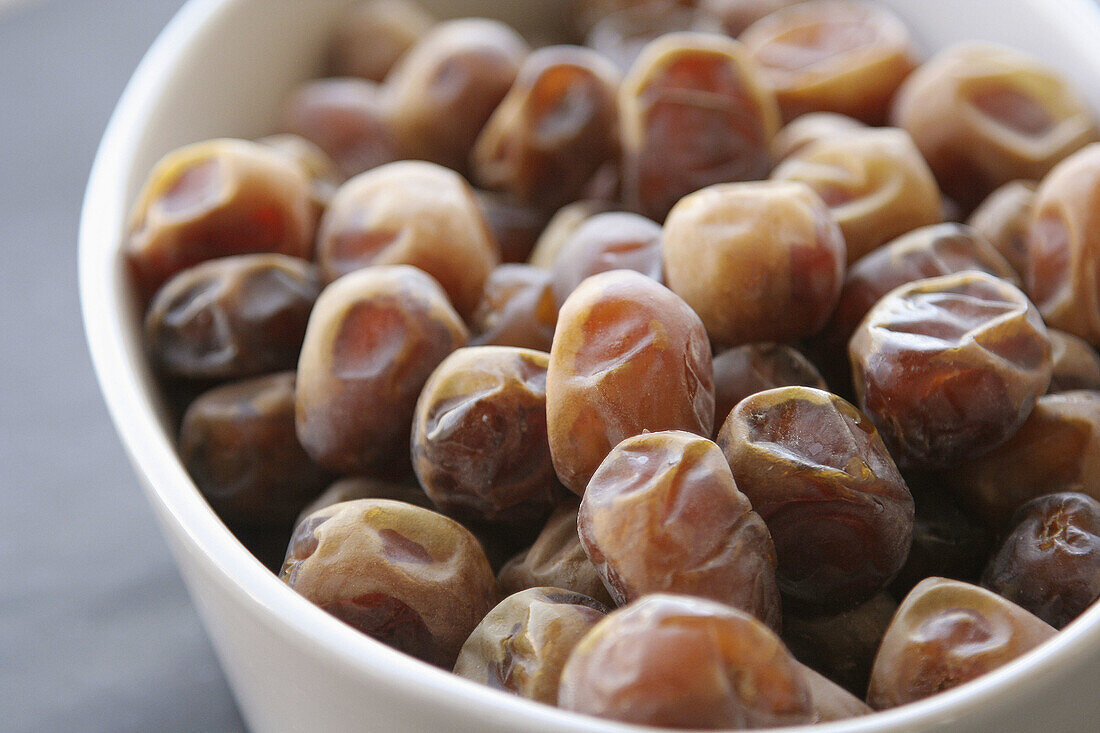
128, 0, 1100, 727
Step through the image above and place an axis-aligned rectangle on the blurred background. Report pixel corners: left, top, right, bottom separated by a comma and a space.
0, 0, 243, 730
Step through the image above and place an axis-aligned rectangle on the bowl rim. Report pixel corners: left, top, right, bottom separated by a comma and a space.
79, 0, 1100, 731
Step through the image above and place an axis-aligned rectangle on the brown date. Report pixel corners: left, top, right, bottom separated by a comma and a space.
850, 271, 1052, 469
948, 391, 1100, 530
888, 475, 993, 599
295, 476, 433, 529
257, 134, 342, 219
145, 254, 320, 381
280, 78, 401, 180
620, 32, 780, 221
772, 111, 866, 162
558, 594, 816, 729
718, 387, 913, 611
180, 372, 330, 527
474, 191, 550, 265
771, 127, 943, 264
578, 431, 781, 628
281, 499, 497, 668
983, 492, 1100, 629
892, 42, 1099, 211
1049, 330, 1100, 393
741, 0, 917, 125
574, 0, 698, 37
799, 665, 872, 722
783, 593, 897, 697
1024, 144, 1100, 345
808, 222, 1017, 393
384, 19, 529, 173
411, 346, 561, 528
527, 199, 616, 270
453, 587, 607, 704
546, 270, 715, 494
586, 1, 700, 73
663, 180, 845, 346
867, 578, 1056, 710
295, 265, 468, 474
126, 139, 314, 298
315, 161, 498, 318
698, 0, 803, 37
472, 46, 621, 213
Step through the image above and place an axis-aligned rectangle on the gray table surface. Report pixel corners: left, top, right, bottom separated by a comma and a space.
0, 1, 245, 730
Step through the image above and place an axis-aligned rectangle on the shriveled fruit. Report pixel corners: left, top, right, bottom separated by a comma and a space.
867, 578, 1056, 710
546, 270, 714, 494
850, 271, 1052, 469
453, 587, 607, 704
281, 499, 497, 668
718, 387, 913, 610
579, 431, 781, 628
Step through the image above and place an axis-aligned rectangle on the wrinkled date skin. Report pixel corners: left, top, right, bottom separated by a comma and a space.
783, 593, 897, 697
145, 254, 321, 381
967, 180, 1037, 280
1025, 144, 1100, 346
453, 587, 607, 704
578, 431, 782, 629
328, 0, 435, 82
809, 223, 1017, 393
546, 270, 715, 495
718, 387, 914, 611
180, 372, 330, 527
281, 499, 498, 668
295, 266, 468, 474
1048, 330, 1100, 393
471, 264, 558, 352
712, 343, 827, 436
663, 181, 846, 346
892, 42, 1099, 211
558, 594, 816, 730
412, 346, 562, 528
620, 32, 781, 222
867, 578, 1056, 710
474, 191, 550, 265
280, 78, 402, 180
472, 46, 622, 213
888, 475, 993, 599
850, 271, 1053, 469
948, 391, 1100, 530
126, 138, 314, 298
551, 212, 664, 307
295, 476, 434, 529
983, 493, 1100, 629
772, 112, 866, 162
385, 19, 529, 173
771, 127, 943, 264
498, 502, 615, 608
741, 0, 917, 125
315, 161, 498, 318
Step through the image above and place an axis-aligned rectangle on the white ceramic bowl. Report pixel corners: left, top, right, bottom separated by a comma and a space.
81, 1, 1100, 731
